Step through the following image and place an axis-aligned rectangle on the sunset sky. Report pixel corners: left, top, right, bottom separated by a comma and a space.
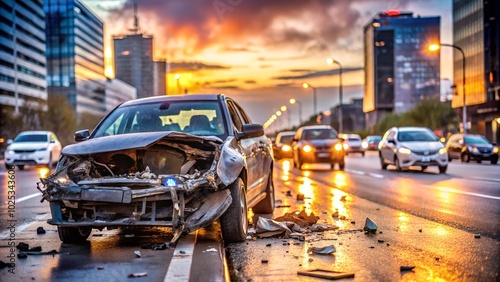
83, 0, 453, 126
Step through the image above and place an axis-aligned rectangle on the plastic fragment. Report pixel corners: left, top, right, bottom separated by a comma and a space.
400, 266, 416, 271
128, 272, 148, 278
474, 234, 481, 238
363, 217, 378, 233
308, 245, 336, 255
298, 269, 355, 280
36, 227, 46, 234
134, 251, 141, 257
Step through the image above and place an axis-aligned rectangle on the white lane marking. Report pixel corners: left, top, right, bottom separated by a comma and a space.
17, 192, 42, 203
164, 231, 198, 282
345, 169, 385, 179
0, 213, 49, 240
435, 186, 500, 201
368, 173, 384, 179
469, 176, 500, 183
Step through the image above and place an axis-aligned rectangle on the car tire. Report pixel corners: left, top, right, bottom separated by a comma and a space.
5, 163, 12, 170
219, 177, 247, 243
362, 152, 365, 157
380, 156, 388, 170
18, 165, 24, 170
338, 162, 345, 171
439, 165, 447, 174
476, 160, 481, 164
58, 226, 91, 244
421, 166, 428, 171
491, 157, 498, 165
394, 156, 402, 171
252, 171, 275, 214
461, 153, 470, 163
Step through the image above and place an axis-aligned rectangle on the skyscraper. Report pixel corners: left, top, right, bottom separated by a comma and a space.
363, 11, 441, 129
453, 0, 499, 142
113, 4, 154, 99
0, 0, 47, 112
45, 0, 106, 116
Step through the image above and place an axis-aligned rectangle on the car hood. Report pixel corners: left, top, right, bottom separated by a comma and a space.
399, 141, 444, 151
62, 132, 223, 156
9, 142, 49, 150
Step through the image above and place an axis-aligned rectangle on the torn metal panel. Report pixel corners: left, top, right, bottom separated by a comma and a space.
217, 137, 245, 186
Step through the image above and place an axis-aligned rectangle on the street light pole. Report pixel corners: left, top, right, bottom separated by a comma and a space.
290, 98, 303, 125
327, 58, 343, 133
303, 83, 317, 115
429, 43, 467, 133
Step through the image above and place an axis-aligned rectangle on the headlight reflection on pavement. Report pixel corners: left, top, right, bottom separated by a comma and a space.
298, 172, 314, 215
281, 160, 291, 182
38, 167, 50, 178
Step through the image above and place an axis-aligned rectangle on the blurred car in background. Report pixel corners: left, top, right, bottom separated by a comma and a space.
379, 127, 448, 173
292, 125, 345, 170
4, 131, 61, 170
340, 134, 365, 156
362, 135, 382, 151
273, 131, 295, 159
446, 133, 498, 164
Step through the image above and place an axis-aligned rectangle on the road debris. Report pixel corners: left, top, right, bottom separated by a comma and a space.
331, 210, 339, 218
17, 253, 28, 259
266, 243, 272, 247
203, 248, 217, 252
363, 217, 378, 233
16, 242, 29, 251
36, 227, 46, 234
29, 246, 42, 252
311, 223, 339, 232
134, 251, 142, 258
261, 259, 269, 264
400, 266, 416, 271
474, 234, 481, 239
274, 210, 318, 227
276, 204, 292, 208
296, 193, 305, 201
128, 272, 148, 278
255, 217, 303, 238
285, 191, 292, 197
19, 250, 59, 256
377, 239, 385, 243
419, 229, 422, 233
340, 195, 347, 201
308, 245, 336, 255
298, 269, 355, 280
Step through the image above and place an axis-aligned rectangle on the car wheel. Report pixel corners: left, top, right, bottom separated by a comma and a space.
338, 162, 345, 171
421, 166, 428, 171
380, 156, 388, 170
58, 226, 91, 244
362, 152, 365, 157
47, 153, 53, 169
461, 153, 470, 163
18, 165, 24, 170
252, 171, 275, 214
5, 163, 13, 170
491, 157, 498, 165
219, 177, 247, 243
394, 156, 402, 171
439, 165, 447, 174
476, 160, 481, 164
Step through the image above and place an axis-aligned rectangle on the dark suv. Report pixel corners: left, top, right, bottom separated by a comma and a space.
292, 125, 345, 170
446, 133, 498, 164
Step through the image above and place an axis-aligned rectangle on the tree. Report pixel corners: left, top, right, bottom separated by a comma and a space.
40, 95, 76, 146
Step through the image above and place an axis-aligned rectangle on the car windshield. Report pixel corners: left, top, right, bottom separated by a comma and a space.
14, 134, 48, 142
278, 135, 294, 144
397, 130, 438, 142
93, 101, 227, 138
464, 136, 489, 144
303, 129, 337, 140
369, 136, 381, 142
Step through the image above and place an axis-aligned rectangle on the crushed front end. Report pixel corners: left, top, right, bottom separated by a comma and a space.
38, 132, 237, 244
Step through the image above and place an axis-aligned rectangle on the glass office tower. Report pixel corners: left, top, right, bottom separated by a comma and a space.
0, 0, 47, 112
364, 11, 440, 129
45, 0, 106, 115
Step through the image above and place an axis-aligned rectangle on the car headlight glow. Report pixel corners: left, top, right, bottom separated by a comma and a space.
303, 145, 312, 153
282, 145, 291, 152
362, 142, 368, 149
7, 150, 14, 154
398, 147, 412, 155
439, 148, 447, 155
493, 147, 499, 154
343, 143, 349, 150
334, 143, 343, 151
471, 147, 479, 153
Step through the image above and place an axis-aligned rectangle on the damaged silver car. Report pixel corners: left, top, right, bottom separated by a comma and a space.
38, 94, 275, 244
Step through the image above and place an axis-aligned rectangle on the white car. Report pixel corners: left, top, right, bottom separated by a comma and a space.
379, 127, 448, 173
4, 131, 62, 170
340, 134, 365, 156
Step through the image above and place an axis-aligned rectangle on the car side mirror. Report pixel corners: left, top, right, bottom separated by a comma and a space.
74, 129, 90, 142
492, 142, 497, 146
236, 124, 264, 140
7, 139, 13, 145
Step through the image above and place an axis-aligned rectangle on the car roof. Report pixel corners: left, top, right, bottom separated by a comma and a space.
277, 131, 296, 136
17, 131, 52, 135
299, 125, 334, 130
396, 127, 431, 132
120, 94, 222, 107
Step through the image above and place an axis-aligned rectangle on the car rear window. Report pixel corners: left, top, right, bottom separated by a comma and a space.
348, 137, 360, 141
14, 134, 48, 142
464, 136, 489, 144
302, 129, 337, 140
278, 135, 294, 143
